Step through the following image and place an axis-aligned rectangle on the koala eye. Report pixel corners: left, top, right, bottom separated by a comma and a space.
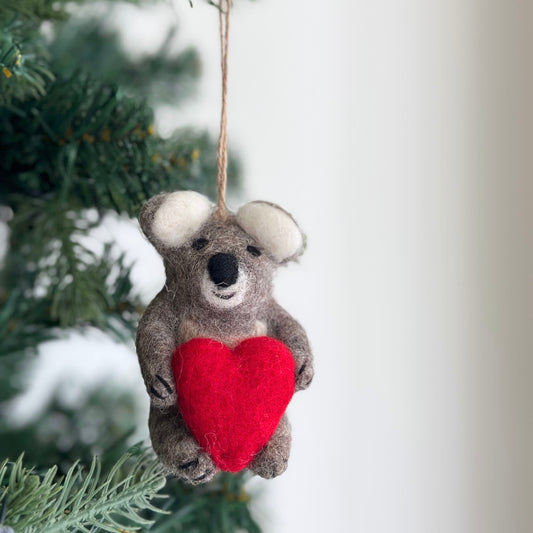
192, 238, 209, 251
246, 245, 262, 257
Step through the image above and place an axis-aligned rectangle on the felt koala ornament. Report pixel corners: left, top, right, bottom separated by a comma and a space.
136, 191, 313, 484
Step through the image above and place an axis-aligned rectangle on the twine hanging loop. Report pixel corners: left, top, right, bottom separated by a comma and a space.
215, 0, 231, 220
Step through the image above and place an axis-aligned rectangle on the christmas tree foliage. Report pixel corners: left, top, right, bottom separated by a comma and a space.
0, 0, 259, 531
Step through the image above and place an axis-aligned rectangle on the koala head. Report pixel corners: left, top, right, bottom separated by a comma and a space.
139, 191, 305, 313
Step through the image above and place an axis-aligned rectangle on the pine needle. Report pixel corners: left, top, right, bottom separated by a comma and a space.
1, 451, 167, 533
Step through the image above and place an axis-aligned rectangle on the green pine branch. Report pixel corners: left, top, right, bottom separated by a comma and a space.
0, 450, 167, 532
1, 200, 141, 335
51, 18, 201, 106
0, 72, 238, 215
0, 17, 54, 104
150, 472, 261, 533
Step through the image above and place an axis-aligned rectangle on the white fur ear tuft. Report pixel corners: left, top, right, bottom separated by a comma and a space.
236, 201, 304, 262
152, 191, 212, 247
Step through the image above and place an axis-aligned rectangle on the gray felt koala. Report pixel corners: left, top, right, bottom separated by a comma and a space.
136, 191, 313, 484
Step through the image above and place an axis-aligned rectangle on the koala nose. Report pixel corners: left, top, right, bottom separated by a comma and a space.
208, 253, 239, 287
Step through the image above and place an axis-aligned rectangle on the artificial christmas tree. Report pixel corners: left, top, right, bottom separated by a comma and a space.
0, 0, 260, 530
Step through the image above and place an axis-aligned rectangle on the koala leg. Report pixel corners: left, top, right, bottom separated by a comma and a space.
248, 414, 291, 479
149, 406, 217, 484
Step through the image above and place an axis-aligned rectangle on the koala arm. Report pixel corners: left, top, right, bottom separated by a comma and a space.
136, 292, 179, 409
266, 301, 314, 391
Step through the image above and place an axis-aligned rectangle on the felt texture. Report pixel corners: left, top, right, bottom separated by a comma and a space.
151, 191, 212, 248
172, 337, 295, 472
236, 201, 304, 263
136, 191, 314, 483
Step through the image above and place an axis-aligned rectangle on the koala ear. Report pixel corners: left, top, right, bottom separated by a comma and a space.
236, 201, 305, 263
139, 191, 213, 250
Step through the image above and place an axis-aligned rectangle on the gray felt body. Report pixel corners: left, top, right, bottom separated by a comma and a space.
136, 193, 313, 484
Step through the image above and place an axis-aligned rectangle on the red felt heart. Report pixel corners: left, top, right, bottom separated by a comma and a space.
172, 336, 295, 472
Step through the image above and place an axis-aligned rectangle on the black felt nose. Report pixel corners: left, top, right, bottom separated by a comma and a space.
208, 253, 239, 287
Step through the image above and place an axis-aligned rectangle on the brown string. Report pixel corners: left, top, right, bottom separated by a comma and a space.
215, 0, 231, 220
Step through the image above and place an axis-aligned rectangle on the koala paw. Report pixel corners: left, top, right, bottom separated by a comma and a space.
250, 455, 289, 480
175, 451, 217, 485
295, 360, 314, 391
149, 374, 177, 408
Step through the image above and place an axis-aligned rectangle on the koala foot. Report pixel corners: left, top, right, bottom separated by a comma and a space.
173, 451, 217, 485
250, 451, 288, 479
149, 406, 217, 485
249, 414, 291, 479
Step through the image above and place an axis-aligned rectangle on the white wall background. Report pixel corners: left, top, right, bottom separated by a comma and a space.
13, 1, 533, 532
